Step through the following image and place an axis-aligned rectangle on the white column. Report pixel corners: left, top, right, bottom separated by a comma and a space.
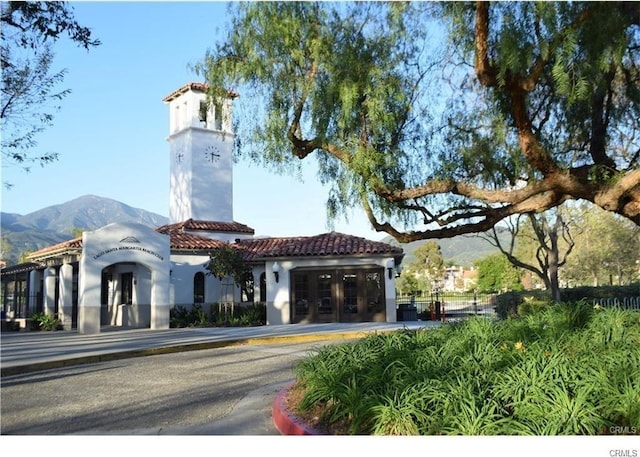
78, 258, 101, 334
59, 263, 73, 330
43, 267, 57, 316
266, 261, 290, 325
150, 267, 170, 330
252, 270, 260, 304
28, 270, 40, 313
385, 258, 398, 323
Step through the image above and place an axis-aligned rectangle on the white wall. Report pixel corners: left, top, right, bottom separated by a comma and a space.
169, 252, 242, 307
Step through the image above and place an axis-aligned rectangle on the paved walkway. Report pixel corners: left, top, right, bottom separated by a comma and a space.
1, 321, 440, 436
0, 321, 439, 376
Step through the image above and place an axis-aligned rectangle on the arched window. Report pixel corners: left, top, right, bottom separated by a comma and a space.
194, 272, 205, 304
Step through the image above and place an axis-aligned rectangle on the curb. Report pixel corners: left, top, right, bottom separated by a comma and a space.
272, 381, 325, 435
1, 330, 374, 377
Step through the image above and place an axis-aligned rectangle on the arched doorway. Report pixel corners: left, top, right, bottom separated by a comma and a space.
78, 222, 171, 334
100, 262, 153, 328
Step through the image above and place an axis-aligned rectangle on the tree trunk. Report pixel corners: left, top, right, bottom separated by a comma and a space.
548, 229, 562, 302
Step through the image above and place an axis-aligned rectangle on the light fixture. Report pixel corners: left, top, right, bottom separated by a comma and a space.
385, 258, 395, 280
272, 261, 280, 283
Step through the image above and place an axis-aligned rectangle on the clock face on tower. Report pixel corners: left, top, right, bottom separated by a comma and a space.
204, 145, 220, 163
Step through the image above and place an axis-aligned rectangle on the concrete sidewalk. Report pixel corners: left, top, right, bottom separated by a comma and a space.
0, 321, 440, 377
1, 321, 440, 436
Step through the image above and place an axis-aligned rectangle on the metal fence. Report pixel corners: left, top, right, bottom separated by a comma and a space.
591, 296, 640, 311
396, 290, 640, 323
396, 291, 497, 322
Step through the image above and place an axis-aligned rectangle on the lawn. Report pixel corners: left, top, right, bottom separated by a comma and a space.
290, 302, 640, 435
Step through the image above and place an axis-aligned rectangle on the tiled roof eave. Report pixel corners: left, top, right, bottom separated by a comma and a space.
0, 262, 43, 276
162, 82, 239, 103
170, 249, 215, 255
156, 219, 255, 235
250, 252, 403, 262
27, 247, 83, 262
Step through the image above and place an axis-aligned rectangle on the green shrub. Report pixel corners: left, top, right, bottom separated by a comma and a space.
170, 302, 266, 328
517, 297, 550, 316
170, 304, 210, 328
495, 290, 550, 319
495, 285, 640, 319
28, 312, 61, 331
293, 304, 640, 435
560, 285, 640, 303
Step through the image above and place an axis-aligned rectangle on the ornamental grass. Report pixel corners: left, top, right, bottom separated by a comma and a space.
292, 301, 640, 435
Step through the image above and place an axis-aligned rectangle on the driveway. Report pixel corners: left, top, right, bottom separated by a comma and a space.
0, 339, 342, 435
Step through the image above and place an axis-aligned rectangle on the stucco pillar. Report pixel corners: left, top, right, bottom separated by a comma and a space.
252, 270, 260, 304
150, 267, 170, 330
78, 256, 101, 334
43, 267, 56, 316
266, 261, 290, 325
28, 270, 40, 313
59, 263, 73, 330
385, 259, 398, 323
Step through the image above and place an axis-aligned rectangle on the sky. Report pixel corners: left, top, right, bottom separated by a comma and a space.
1, 1, 388, 241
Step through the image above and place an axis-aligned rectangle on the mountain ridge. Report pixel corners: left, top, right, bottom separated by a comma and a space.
1, 195, 169, 265
2, 194, 504, 267
382, 230, 507, 267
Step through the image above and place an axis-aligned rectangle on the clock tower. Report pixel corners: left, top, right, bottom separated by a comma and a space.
163, 83, 237, 223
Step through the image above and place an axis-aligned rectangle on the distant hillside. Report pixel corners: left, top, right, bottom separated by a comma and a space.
383, 229, 511, 267
1, 195, 168, 265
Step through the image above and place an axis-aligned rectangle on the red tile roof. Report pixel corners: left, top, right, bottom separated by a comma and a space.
27, 231, 226, 258
156, 219, 255, 235
236, 232, 403, 262
26, 237, 83, 260
165, 231, 227, 251
162, 82, 239, 103
26, 228, 402, 263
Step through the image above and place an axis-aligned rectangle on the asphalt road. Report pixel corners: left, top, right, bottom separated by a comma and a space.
0, 339, 344, 435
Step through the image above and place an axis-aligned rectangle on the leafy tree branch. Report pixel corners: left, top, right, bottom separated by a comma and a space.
1, 1, 99, 183
198, 1, 640, 242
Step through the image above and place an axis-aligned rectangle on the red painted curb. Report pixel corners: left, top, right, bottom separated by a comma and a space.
272, 381, 326, 435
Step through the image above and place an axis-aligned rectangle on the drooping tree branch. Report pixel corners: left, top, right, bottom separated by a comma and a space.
202, 1, 640, 243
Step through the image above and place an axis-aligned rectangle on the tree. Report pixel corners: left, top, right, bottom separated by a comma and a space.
396, 241, 444, 295
197, 2, 640, 243
563, 203, 640, 286
0, 236, 12, 264
475, 253, 523, 293
410, 241, 445, 284
70, 227, 84, 238
484, 208, 575, 301
395, 273, 422, 297
206, 245, 254, 302
1, 2, 99, 179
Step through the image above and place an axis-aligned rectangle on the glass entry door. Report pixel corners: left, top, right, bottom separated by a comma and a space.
291, 268, 386, 323
292, 271, 336, 323
315, 273, 335, 322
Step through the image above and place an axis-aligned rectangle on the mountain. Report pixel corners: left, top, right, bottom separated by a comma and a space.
1, 195, 169, 265
383, 229, 511, 267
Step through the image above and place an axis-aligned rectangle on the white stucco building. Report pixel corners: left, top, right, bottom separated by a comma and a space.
2, 83, 403, 333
